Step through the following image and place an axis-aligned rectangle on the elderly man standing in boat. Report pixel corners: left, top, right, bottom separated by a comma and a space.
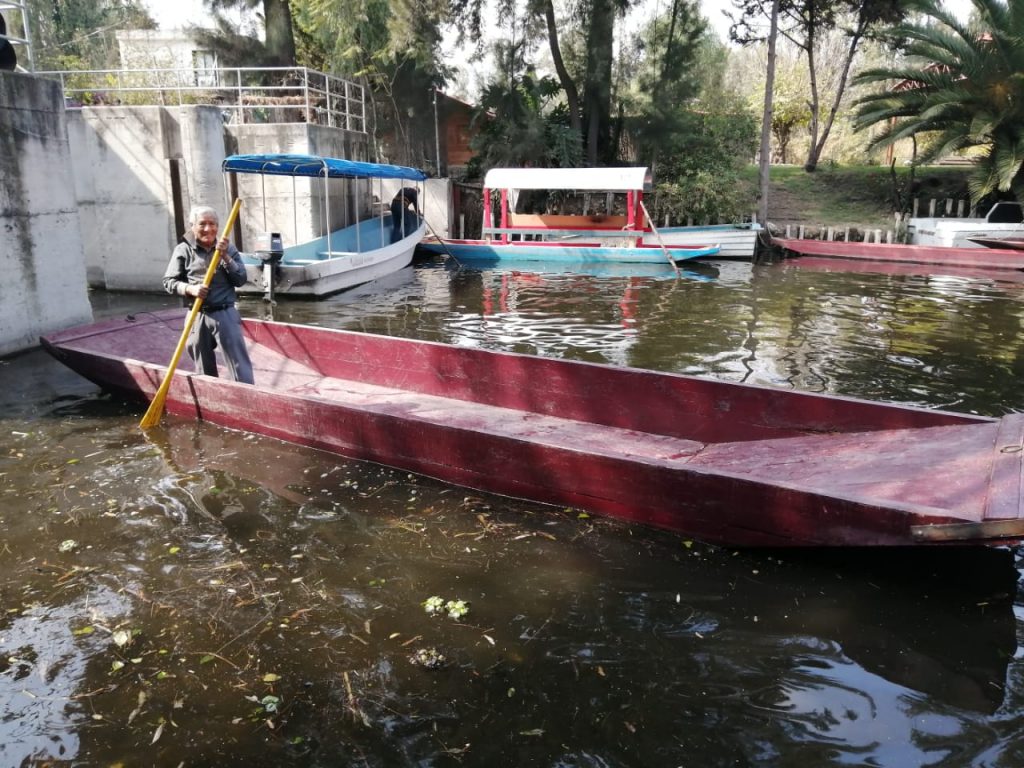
162, 205, 255, 384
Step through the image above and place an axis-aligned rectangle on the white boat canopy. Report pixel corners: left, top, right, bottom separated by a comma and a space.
483, 167, 651, 193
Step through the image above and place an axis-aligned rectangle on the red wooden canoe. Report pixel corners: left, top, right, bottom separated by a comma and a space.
41, 309, 1024, 547
775, 237, 1024, 270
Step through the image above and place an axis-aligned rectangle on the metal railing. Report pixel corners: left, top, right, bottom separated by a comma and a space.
0, 0, 34, 71
34, 66, 366, 132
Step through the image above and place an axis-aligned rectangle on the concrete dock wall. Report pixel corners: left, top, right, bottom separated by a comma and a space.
71, 115, 375, 289
68, 106, 181, 290
1, 73, 449, 355
0, 72, 92, 357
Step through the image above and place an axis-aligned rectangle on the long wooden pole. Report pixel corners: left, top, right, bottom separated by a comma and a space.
423, 218, 462, 268
140, 198, 243, 429
639, 200, 680, 278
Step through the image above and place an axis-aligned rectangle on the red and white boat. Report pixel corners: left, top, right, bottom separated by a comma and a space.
41, 309, 1024, 548
419, 167, 720, 265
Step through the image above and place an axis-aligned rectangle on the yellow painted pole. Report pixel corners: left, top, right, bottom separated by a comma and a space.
140, 198, 242, 429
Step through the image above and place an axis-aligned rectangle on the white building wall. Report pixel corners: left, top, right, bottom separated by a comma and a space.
64, 111, 378, 288
0, 72, 92, 357
116, 30, 212, 73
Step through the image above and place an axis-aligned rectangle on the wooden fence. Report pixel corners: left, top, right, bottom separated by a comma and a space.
778, 195, 977, 244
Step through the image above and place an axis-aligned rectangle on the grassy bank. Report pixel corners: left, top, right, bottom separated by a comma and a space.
742, 165, 973, 231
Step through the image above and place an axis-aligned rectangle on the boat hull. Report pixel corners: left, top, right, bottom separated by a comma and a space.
657, 224, 761, 259
774, 237, 1024, 271
240, 222, 423, 298
40, 310, 1024, 548
907, 203, 1024, 247
418, 239, 719, 264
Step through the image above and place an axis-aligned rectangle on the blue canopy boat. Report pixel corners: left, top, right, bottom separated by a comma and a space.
222, 153, 427, 298
418, 167, 720, 266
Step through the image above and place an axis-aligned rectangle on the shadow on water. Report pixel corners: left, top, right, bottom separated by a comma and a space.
4, 268, 1024, 765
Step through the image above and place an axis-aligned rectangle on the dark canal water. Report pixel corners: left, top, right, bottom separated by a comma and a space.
4, 255, 1024, 767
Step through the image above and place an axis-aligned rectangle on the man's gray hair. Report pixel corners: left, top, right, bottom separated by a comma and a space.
188, 205, 219, 225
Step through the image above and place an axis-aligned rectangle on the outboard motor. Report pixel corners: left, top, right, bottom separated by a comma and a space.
253, 232, 283, 303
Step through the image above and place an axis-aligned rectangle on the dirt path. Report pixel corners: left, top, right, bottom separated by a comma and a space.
762, 177, 900, 236
765, 184, 809, 228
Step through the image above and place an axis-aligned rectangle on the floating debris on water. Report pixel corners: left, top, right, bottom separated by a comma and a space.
409, 647, 446, 669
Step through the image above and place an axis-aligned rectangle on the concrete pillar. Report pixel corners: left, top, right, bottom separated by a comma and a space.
0, 72, 92, 356
178, 105, 229, 217
67, 106, 178, 290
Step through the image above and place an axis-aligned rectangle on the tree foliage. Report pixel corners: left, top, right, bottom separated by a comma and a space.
854, 0, 1024, 203
25, 0, 154, 70
651, 110, 759, 223
467, 39, 582, 175
615, 5, 757, 222
581, 0, 623, 164
620, 0, 707, 168
200, 0, 294, 64
289, 0, 449, 168
196, 0, 296, 66
730, 0, 909, 171
454, 0, 638, 165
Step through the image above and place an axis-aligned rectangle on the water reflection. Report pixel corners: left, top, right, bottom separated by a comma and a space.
4, 258, 1024, 764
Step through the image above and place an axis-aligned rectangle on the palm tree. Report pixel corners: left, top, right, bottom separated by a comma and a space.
853, 0, 1024, 202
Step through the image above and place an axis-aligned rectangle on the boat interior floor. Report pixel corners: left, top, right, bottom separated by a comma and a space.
246, 341, 1016, 523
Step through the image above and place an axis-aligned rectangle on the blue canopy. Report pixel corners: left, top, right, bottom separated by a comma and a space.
223, 153, 428, 182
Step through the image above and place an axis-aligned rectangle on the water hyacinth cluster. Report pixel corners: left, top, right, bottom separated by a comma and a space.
421, 595, 469, 620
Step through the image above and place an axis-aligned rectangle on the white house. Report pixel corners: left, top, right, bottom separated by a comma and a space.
115, 29, 219, 85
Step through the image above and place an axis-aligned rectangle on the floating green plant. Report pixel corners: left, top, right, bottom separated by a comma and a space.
422, 595, 445, 615
445, 600, 469, 620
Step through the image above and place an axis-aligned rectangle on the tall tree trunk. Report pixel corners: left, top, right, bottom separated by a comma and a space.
542, 0, 582, 142
646, 0, 682, 174
264, 0, 296, 66
583, 0, 614, 165
658, 0, 681, 87
801, 5, 819, 172
758, 0, 780, 225
805, 22, 867, 172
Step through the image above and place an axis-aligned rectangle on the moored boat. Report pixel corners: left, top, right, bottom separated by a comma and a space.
223, 153, 427, 298
419, 166, 721, 265
773, 236, 1024, 271
657, 222, 763, 259
41, 309, 1024, 548
444, 256, 720, 281
421, 237, 720, 263
907, 201, 1024, 248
